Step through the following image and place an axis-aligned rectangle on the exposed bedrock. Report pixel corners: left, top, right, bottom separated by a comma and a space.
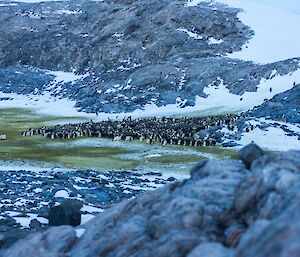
0, 0, 299, 114
247, 84, 300, 123
2, 144, 300, 257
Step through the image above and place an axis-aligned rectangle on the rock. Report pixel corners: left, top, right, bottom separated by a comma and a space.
0, 227, 30, 250
0, 2, 299, 115
68, 158, 247, 257
29, 219, 43, 231
3, 226, 76, 257
48, 199, 83, 227
239, 143, 264, 169
222, 141, 240, 147
236, 203, 300, 257
188, 243, 233, 257
2, 149, 300, 257
221, 150, 300, 247
247, 84, 300, 123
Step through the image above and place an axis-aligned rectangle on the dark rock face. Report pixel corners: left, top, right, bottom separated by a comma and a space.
69, 159, 247, 257
223, 150, 300, 228
48, 200, 83, 227
0, 66, 53, 95
238, 143, 264, 169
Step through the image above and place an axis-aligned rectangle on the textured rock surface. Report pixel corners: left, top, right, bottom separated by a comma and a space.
69, 159, 247, 257
0, 1, 299, 114
247, 84, 300, 123
236, 203, 300, 257
2, 145, 300, 257
4, 226, 76, 257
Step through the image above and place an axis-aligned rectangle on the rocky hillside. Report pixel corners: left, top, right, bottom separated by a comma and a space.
0, 0, 299, 114
2, 143, 300, 257
247, 83, 300, 123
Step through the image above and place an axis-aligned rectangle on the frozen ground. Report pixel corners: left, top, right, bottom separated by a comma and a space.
221, 118, 300, 151
238, 118, 300, 151
0, 163, 185, 230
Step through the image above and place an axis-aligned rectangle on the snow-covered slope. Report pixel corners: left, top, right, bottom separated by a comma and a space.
187, 0, 300, 64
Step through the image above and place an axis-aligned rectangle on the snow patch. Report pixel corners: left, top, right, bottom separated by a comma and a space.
54, 190, 69, 198
186, 0, 300, 63
75, 228, 86, 238
236, 118, 300, 151
208, 37, 224, 45
177, 28, 203, 40
47, 70, 87, 83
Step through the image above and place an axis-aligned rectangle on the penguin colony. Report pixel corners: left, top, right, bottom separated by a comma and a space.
22, 114, 242, 147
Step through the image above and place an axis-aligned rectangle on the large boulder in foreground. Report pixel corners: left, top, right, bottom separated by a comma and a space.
2, 145, 300, 257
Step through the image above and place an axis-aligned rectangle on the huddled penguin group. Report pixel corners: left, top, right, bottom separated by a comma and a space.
22, 114, 243, 147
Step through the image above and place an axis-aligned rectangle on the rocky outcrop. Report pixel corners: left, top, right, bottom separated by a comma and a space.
247, 84, 300, 123
2, 144, 300, 257
0, 1, 299, 114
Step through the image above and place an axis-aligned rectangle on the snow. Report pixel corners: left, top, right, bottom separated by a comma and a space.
0, 3, 17, 6
0, 161, 69, 173
0, 67, 300, 125
75, 228, 86, 238
4, 211, 48, 228
236, 118, 300, 151
54, 190, 69, 198
33, 188, 43, 193
14, 214, 48, 228
208, 37, 224, 45
186, 0, 300, 64
0, 91, 88, 118
81, 205, 103, 213
77, 68, 300, 120
81, 214, 95, 224
54, 9, 83, 15
177, 28, 203, 40
47, 70, 87, 83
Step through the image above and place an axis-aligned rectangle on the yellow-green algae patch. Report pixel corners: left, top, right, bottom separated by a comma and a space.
0, 108, 238, 173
